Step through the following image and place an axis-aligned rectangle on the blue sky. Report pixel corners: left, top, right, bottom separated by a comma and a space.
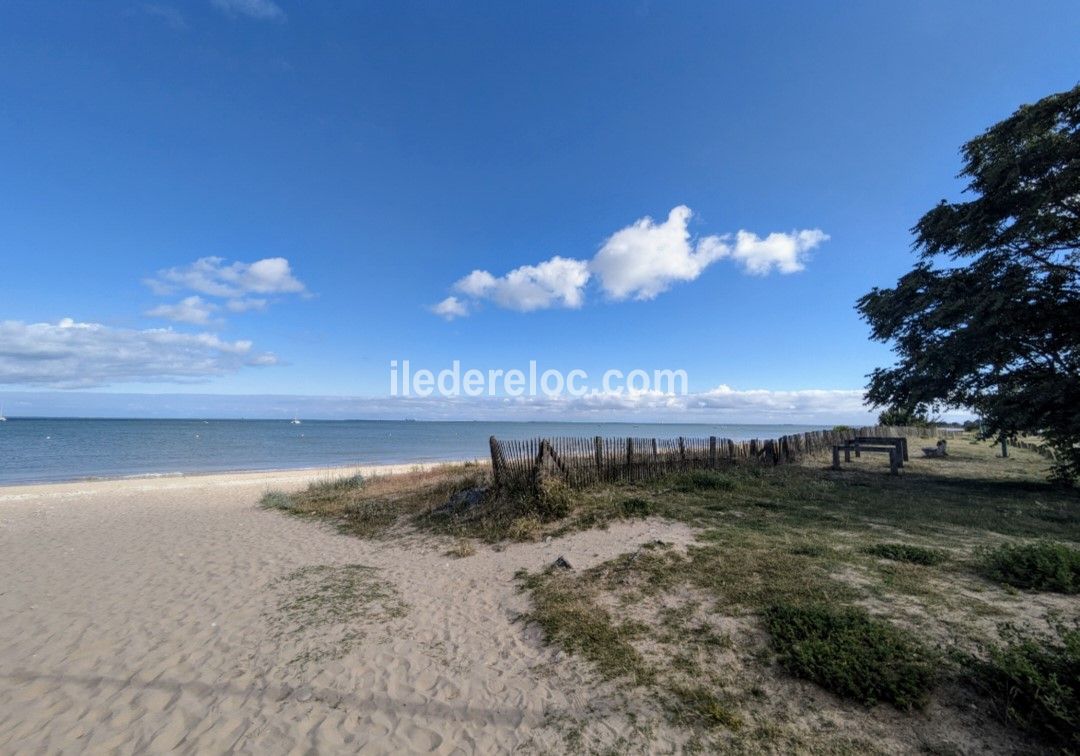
1, 1, 1077, 421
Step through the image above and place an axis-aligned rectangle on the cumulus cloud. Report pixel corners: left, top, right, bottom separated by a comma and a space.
147, 256, 306, 299
0, 318, 277, 388
225, 297, 268, 313
146, 295, 218, 325
211, 0, 285, 21
730, 229, 829, 275
452, 256, 590, 312
433, 206, 828, 316
591, 205, 728, 300
432, 296, 469, 320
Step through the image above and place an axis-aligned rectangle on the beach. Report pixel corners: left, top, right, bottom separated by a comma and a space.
0, 466, 693, 753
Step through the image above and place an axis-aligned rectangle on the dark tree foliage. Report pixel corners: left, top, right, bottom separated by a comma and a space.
877, 408, 933, 428
858, 85, 1080, 481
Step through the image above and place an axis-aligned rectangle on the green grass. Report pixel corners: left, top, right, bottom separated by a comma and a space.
516, 567, 653, 685
763, 602, 938, 710
863, 542, 948, 566
510, 439, 1080, 749
977, 541, 1080, 593
967, 620, 1080, 750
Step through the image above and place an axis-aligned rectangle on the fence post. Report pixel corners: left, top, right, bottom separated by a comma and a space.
489, 436, 502, 488
709, 436, 717, 468
1001, 438, 1008, 458
594, 436, 603, 478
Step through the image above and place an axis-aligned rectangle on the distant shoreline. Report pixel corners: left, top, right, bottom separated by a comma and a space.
0, 457, 480, 490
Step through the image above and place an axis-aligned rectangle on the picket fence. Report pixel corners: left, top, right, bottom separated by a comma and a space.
488, 425, 946, 490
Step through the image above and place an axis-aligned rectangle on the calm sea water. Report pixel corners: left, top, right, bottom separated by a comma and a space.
0, 418, 828, 485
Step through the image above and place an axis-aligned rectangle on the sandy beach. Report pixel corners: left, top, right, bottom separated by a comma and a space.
0, 466, 693, 753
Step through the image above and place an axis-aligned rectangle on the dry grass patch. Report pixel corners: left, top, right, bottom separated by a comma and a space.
261, 463, 490, 538
269, 563, 408, 666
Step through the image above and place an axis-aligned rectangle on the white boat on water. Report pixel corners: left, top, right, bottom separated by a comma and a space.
0, 404, 6, 422
290, 416, 302, 425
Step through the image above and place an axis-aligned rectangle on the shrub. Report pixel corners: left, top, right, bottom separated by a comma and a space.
863, 543, 948, 566
764, 602, 938, 709
978, 542, 1080, 593
534, 478, 573, 520
969, 620, 1080, 750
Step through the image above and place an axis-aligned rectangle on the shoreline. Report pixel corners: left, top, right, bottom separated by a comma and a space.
0, 457, 481, 498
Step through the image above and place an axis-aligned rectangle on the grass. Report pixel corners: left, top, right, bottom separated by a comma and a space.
445, 539, 477, 558
763, 601, 938, 709
967, 620, 1080, 750
260, 463, 490, 538
977, 541, 1080, 593
270, 563, 408, 665
516, 566, 654, 685
863, 542, 949, 566
264, 437, 1080, 750
510, 439, 1080, 749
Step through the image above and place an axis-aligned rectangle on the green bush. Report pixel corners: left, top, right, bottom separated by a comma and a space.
764, 602, 938, 709
863, 543, 947, 566
978, 541, 1080, 593
969, 620, 1080, 750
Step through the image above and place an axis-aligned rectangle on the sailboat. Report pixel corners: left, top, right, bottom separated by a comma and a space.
0, 403, 6, 422
290, 414, 302, 425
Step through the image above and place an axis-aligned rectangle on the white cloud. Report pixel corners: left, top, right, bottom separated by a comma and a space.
146, 295, 218, 325
452, 256, 590, 312
147, 256, 306, 299
225, 297, 268, 313
211, 0, 285, 21
0, 318, 276, 388
730, 229, 829, 275
590, 205, 729, 300
434, 206, 828, 317
432, 296, 469, 320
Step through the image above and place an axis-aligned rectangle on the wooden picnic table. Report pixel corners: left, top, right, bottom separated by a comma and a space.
831, 442, 901, 475
855, 436, 907, 460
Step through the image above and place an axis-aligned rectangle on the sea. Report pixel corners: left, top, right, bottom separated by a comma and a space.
0, 418, 830, 485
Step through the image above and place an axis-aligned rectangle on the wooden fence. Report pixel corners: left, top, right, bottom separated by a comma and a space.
488, 425, 946, 490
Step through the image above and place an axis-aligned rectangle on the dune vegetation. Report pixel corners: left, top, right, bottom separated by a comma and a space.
264, 436, 1080, 752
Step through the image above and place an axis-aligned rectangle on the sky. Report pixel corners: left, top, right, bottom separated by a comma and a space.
1, 1, 1078, 421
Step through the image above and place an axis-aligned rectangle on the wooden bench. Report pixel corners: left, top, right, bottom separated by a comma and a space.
831, 443, 900, 475
852, 436, 907, 466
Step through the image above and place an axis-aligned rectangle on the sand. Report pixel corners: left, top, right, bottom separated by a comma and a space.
0, 467, 694, 754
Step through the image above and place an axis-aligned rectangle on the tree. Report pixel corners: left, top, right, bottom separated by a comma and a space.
857, 84, 1080, 482
877, 408, 932, 428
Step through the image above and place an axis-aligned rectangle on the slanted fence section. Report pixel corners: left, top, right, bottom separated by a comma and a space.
489, 425, 943, 491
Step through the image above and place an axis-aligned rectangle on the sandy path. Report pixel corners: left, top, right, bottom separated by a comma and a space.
0, 468, 694, 754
